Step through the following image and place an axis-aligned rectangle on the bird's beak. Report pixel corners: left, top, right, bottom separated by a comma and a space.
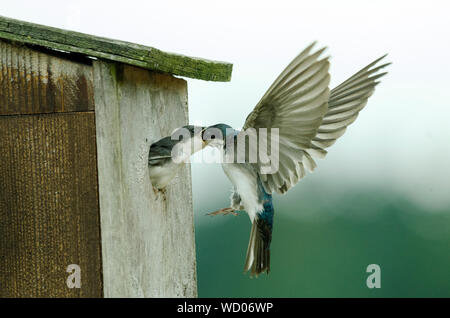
200, 127, 208, 147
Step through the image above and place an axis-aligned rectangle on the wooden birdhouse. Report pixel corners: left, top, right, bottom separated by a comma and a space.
0, 16, 232, 297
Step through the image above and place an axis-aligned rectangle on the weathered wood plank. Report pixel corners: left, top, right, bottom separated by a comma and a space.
0, 112, 103, 297
0, 39, 94, 115
94, 61, 197, 297
0, 15, 232, 82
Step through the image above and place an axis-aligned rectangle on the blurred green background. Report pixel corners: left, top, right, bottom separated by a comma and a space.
193, 167, 450, 297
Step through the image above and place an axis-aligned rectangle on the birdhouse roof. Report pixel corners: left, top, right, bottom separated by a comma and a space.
0, 15, 232, 82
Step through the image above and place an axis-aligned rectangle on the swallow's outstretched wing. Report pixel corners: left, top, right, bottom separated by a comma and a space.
242, 43, 389, 194
312, 55, 390, 150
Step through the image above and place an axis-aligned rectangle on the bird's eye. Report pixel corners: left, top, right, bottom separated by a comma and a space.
211, 135, 216, 140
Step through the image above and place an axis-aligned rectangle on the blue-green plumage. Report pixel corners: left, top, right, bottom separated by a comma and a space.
252, 178, 274, 274
203, 124, 275, 275
258, 179, 274, 229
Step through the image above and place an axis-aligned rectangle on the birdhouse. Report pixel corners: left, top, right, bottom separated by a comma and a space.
0, 16, 232, 297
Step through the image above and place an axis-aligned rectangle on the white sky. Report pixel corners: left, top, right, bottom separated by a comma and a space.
2, 0, 449, 211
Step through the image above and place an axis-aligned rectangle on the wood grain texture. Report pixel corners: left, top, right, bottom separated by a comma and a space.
0, 112, 103, 297
0, 39, 94, 115
94, 61, 197, 297
0, 15, 232, 82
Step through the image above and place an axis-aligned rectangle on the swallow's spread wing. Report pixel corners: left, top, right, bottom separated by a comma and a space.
242, 43, 389, 194
241, 43, 330, 194
312, 56, 390, 150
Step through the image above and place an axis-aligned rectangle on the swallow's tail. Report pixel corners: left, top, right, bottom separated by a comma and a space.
244, 200, 274, 277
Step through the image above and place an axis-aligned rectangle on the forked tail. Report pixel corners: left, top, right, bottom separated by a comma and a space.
244, 198, 274, 277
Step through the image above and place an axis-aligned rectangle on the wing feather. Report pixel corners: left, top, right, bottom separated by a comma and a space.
311, 56, 390, 154
241, 44, 389, 194
242, 43, 330, 193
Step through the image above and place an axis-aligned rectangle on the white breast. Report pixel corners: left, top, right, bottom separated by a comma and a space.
149, 160, 180, 189
222, 163, 262, 222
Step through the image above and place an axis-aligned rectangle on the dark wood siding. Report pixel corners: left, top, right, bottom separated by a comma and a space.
0, 39, 102, 297
0, 39, 94, 116
0, 112, 102, 297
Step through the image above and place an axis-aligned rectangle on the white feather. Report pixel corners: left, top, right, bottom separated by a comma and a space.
221, 163, 262, 223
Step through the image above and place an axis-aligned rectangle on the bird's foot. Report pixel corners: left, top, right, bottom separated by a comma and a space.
206, 207, 238, 216
153, 186, 167, 198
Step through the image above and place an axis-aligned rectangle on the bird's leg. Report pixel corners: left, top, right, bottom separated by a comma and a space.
206, 207, 238, 216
